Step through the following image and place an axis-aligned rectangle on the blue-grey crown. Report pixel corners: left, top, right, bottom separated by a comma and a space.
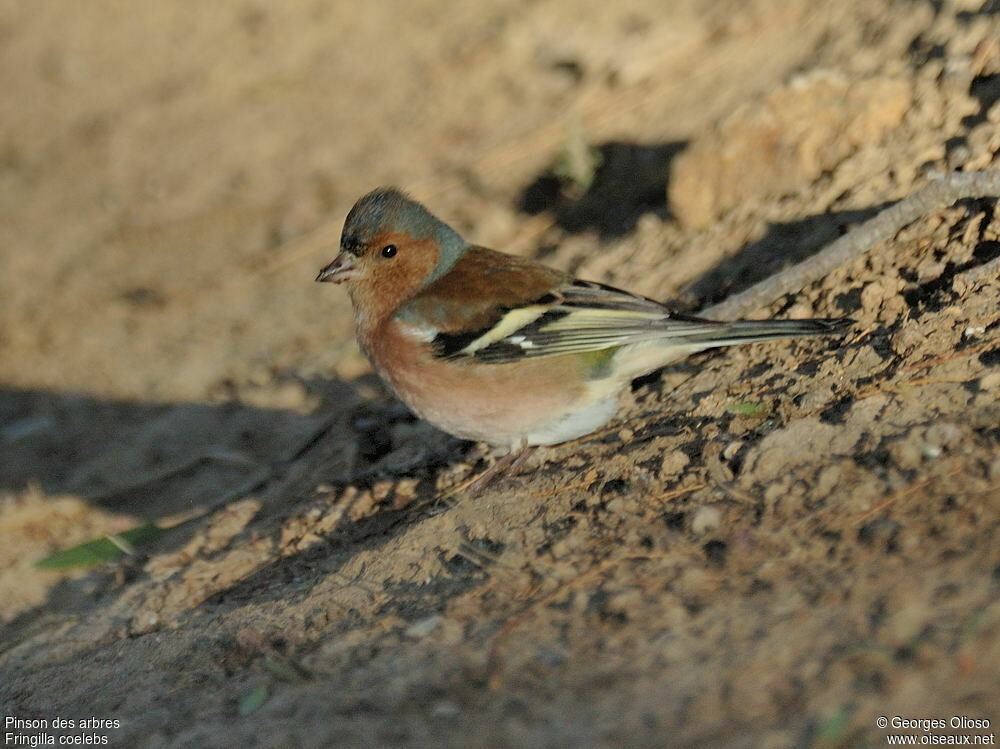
341, 188, 461, 252
340, 187, 469, 287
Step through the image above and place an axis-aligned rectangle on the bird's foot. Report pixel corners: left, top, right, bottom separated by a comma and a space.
435, 445, 536, 501
465, 446, 535, 496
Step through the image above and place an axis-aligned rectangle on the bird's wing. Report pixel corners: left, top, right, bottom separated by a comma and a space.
395, 248, 726, 364
393, 246, 563, 326
396, 249, 850, 364
440, 280, 733, 363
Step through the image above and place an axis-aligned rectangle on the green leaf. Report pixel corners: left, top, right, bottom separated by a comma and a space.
725, 401, 767, 416
815, 704, 852, 744
553, 114, 602, 194
34, 522, 170, 570
239, 684, 269, 716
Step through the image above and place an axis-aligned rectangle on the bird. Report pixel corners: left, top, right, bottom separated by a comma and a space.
317, 187, 850, 480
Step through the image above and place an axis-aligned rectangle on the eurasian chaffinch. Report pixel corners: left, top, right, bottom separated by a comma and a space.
317, 188, 849, 452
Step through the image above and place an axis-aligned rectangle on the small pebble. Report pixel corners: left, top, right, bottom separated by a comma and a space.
404, 615, 443, 639
659, 450, 690, 479
798, 386, 833, 412
691, 505, 722, 535
988, 457, 1000, 482
372, 481, 395, 501
430, 700, 461, 718
980, 372, 1000, 391
787, 302, 813, 319
722, 441, 744, 462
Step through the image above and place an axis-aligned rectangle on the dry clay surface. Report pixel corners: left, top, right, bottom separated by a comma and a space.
1, 1, 999, 746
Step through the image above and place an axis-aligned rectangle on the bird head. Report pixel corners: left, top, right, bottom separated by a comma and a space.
316, 188, 469, 315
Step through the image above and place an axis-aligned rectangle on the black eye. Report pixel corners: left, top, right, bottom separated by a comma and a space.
380, 244, 397, 258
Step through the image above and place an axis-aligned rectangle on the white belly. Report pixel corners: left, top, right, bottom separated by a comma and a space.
522, 393, 620, 446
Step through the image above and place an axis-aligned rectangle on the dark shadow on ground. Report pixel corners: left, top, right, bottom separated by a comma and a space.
0, 376, 468, 519
685, 198, 1000, 311
0, 382, 358, 518
683, 206, 891, 309
518, 140, 686, 238
0, 378, 471, 670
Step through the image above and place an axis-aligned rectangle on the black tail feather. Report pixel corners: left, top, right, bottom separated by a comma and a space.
685, 316, 854, 347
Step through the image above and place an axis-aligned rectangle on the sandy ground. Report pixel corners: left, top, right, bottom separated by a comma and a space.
1, 1, 999, 746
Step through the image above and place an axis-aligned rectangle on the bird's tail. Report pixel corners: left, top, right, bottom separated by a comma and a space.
597, 314, 852, 382
681, 316, 853, 348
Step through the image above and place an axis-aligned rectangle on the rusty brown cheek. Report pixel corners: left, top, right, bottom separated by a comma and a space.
347, 233, 442, 331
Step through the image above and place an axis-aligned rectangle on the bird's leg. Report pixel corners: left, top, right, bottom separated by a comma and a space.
431, 443, 537, 504
504, 445, 536, 477
463, 443, 535, 497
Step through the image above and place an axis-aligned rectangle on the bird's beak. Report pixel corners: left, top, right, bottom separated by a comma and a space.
315, 252, 358, 284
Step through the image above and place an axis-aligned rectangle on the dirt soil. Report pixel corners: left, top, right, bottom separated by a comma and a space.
2, 1, 999, 746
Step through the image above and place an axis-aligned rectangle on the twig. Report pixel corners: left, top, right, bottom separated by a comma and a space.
702, 171, 1000, 320
87, 450, 262, 504
895, 338, 997, 376
852, 464, 964, 526
657, 482, 706, 503
853, 375, 977, 401
530, 480, 597, 500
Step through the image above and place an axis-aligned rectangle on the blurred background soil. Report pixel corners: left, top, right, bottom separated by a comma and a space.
1, 1, 998, 746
